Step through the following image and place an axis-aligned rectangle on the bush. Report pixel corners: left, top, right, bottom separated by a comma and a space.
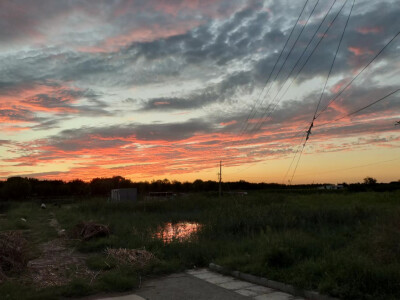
265, 247, 294, 268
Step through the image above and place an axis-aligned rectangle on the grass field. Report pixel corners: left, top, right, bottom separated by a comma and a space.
1, 190, 400, 299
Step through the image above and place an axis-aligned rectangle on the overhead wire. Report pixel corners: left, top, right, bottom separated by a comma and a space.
239, 0, 310, 135
332, 88, 400, 123
228, 0, 333, 179
281, 131, 307, 184
248, 0, 321, 133
313, 0, 355, 120
252, 0, 348, 134
251, 0, 319, 132
225, 1, 400, 183
223, 0, 312, 175
315, 30, 400, 119
285, 15, 400, 184
289, 0, 354, 184
280, 0, 349, 184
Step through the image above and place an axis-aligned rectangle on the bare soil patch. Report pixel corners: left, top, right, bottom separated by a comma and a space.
0, 231, 29, 283
23, 215, 96, 288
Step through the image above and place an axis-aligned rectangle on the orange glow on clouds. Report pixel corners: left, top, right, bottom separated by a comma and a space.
356, 26, 383, 35
348, 46, 373, 57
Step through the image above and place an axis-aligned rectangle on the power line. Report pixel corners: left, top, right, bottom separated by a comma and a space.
252, 0, 348, 134
222, 1, 312, 173
289, 88, 399, 183
260, 0, 338, 131
249, 0, 321, 133
316, 29, 400, 119
282, 131, 307, 184
313, 0, 355, 120
289, 0, 354, 184
240, 0, 310, 135
287, 29, 400, 181
334, 88, 400, 122
223, 1, 314, 174
225, 2, 400, 183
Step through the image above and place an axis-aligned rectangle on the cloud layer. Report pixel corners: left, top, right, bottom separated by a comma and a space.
1, 0, 399, 182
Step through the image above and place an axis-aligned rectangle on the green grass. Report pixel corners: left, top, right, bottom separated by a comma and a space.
1, 190, 400, 299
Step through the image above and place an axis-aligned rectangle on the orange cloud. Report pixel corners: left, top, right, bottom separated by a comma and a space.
0, 83, 85, 123
220, 120, 237, 126
79, 21, 203, 53
154, 101, 170, 106
348, 46, 373, 57
356, 26, 383, 35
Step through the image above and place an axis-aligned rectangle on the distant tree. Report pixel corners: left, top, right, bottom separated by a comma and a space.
363, 176, 377, 185
3, 177, 31, 199
90, 178, 113, 195
68, 179, 89, 196
192, 179, 204, 192
171, 180, 182, 192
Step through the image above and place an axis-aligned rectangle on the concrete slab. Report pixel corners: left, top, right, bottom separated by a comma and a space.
235, 288, 260, 297
235, 285, 274, 297
218, 279, 255, 290
95, 269, 303, 300
246, 285, 274, 294
136, 272, 248, 300
98, 295, 145, 300
165, 273, 187, 279
192, 271, 223, 280
186, 268, 209, 275
204, 275, 234, 284
254, 291, 293, 300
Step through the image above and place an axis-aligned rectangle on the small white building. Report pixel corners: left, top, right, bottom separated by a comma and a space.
318, 184, 345, 190
110, 188, 137, 202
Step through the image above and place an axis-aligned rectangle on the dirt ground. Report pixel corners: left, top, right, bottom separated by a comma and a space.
24, 214, 96, 288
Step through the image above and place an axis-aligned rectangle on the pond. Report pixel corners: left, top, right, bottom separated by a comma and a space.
154, 222, 202, 243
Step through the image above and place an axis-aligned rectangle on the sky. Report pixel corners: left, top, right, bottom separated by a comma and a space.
0, 0, 399, 184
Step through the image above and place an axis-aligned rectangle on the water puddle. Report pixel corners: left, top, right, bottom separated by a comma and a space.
154, 222, 202, 243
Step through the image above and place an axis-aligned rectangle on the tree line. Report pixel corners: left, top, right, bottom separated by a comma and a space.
0, 176, 398, 200
0, 176, 281, 200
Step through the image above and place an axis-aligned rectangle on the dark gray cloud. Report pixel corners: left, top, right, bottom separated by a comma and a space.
1, 0, 398, 93
0, 83, 113, 130
43, 118, 214, 152
127, 3, 269, 66
0, 0, 244, 45
0, 108, 34, 123
0, 140, 10, 146
104, 1, 397, 112
1, 1, 399, 162
136, 70, 255, 111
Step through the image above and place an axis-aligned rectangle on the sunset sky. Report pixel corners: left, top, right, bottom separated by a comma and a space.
0, 0, 399, 184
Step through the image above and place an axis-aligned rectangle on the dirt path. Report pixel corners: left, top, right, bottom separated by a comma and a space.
25, 213, 95, 288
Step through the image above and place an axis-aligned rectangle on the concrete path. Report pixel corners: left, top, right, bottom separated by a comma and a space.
97, 268, 304, 300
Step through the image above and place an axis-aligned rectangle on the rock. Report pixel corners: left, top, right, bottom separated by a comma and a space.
20, 218, 27, 222
57, 229, 66, 237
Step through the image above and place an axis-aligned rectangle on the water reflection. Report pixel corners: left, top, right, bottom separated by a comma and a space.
155, 222, 202, 243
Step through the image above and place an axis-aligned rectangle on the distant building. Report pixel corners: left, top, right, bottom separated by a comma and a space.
318, 184, 344, 190
110, 188, 137, 202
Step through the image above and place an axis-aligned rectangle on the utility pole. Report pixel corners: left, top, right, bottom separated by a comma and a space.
218, 160, 222, 198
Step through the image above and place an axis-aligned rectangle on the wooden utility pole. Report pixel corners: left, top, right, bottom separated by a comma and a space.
218, 160, 222, 197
